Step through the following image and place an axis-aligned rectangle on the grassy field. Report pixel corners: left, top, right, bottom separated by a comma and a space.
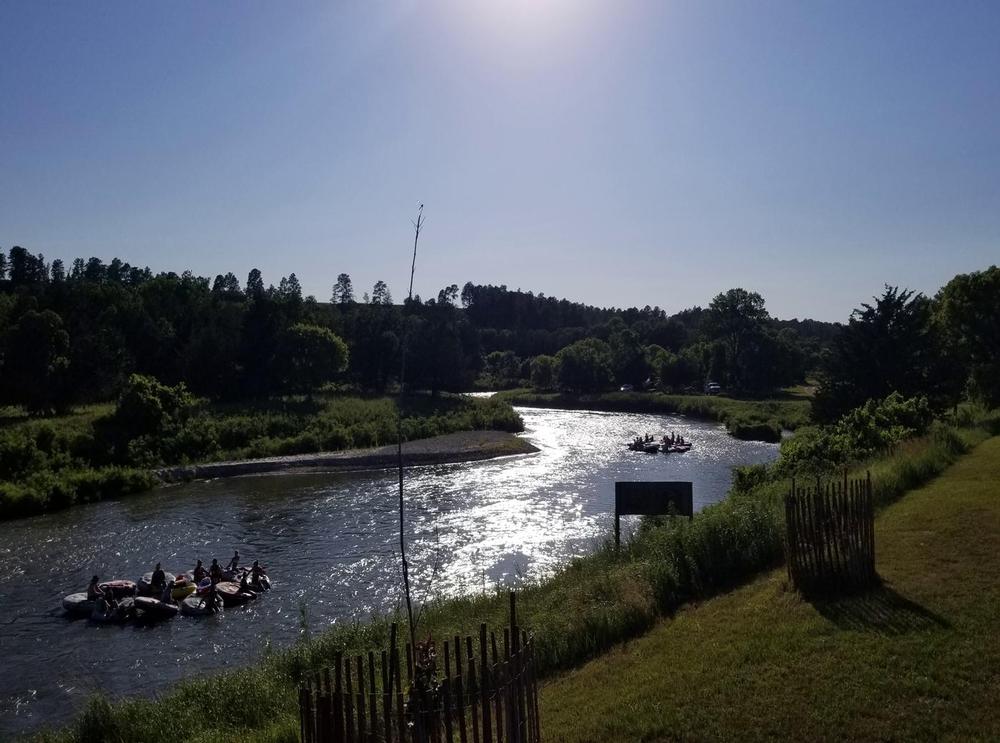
28, 412, 996, 743
540, 435, 1000, 742
494, 389, 811, 442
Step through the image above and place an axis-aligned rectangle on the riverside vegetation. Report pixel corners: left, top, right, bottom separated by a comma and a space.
495, 388, 810, 442
0, 377, 523, 520
31, 397, 1000, 743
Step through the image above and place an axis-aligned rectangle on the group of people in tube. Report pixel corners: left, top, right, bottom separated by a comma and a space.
85, 550, 269, 620
631, 431, 688, 449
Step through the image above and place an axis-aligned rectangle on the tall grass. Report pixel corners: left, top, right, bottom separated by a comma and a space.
32, 407, 997, 743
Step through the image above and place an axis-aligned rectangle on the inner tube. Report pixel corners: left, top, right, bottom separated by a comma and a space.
181, 594, 223, 617
63, 593, 96, 616
170, 581, 196, 601
134, 596, 179, 620
215, 581, 255, 607
99, 580, 137, 599
137, 571, 176, 596
91, 597, 135, 624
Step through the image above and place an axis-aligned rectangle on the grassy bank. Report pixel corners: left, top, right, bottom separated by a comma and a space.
0, 394, 524, 520
494, 389, 810, 442
31, 411, 997, 742
540, 434, 1000, 742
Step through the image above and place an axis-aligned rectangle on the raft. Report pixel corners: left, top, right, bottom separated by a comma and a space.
137, 571, 176, 596
99, 580, 137, 599
91, 597, 135, 624
134, 596, 179, 620
181, 594, 223, 616
215, 581, 255, 607
170, 579, 196, 601
62, 593, 96, 616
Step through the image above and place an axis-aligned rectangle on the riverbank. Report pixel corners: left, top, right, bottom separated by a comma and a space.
494, 388, 810, 442
540, 435, 1000, 741
30, 412, 995, 743
156, 430, 539, 482
0, 393, 524, 520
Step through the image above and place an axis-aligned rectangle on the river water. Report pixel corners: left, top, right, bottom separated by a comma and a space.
0, 406, 778, 738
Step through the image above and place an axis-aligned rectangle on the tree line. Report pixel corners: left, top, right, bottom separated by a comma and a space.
0, 245, 995, 423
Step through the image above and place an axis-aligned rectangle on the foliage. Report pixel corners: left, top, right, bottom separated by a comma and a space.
776, 392, 933, 476
275, 323, 349, 394
555, 338, 614, 393
529, 355, 557, 391
812, 286, 955, 422
934, 265, 1000, 407
0, 393, 524, 519
0, 309, 73, 414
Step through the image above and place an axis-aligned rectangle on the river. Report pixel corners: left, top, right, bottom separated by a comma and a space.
0, 405, 778, 738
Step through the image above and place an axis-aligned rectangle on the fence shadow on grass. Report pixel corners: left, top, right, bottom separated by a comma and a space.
811, 583, 951, 635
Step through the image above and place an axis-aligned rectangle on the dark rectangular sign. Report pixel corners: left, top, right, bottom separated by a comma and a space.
614, 481, 693, 546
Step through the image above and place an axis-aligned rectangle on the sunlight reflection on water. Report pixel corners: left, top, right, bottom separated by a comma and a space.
0, 405, 776, 737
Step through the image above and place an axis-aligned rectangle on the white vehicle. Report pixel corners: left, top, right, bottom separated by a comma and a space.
704, 381, 722, 395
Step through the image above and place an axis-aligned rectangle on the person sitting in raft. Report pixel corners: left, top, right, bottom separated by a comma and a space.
209, 558, 224, 584
151, 562, 166, 592
245, 560, 266, 588
193, 559, 207, 582
161, 580, 176, 604
87, 575, 104, 601
226, 550, 240, 574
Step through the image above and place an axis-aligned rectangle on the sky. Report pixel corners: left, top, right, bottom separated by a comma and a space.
1, 1, 998, 322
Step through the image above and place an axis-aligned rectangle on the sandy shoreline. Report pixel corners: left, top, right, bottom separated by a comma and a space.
155, 430, 539, 482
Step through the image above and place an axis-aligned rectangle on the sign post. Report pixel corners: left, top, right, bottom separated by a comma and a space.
614, 481, 694, 547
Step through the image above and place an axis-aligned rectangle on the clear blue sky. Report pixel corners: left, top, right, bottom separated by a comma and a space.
2, 1, 998, 322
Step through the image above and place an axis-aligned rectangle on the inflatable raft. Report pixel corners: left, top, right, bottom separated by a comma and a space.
91, 597, 135, 624
134, 596, 179, 621
137, 571, 176, 596
215, 581, 256, 607
62, 593, 96, 616
181, 594, 223, 616
99, 580, 137, 599
170, 578, 196, 601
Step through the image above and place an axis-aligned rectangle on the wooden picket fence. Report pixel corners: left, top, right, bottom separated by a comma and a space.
300, 593, 541, 743
784, 471, 876, 596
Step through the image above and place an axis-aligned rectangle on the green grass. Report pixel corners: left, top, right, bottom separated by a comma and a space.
496, 389, 810, 442
0, 393, 524, 520
539, 435, 1000, 742
28, 412, 996, 743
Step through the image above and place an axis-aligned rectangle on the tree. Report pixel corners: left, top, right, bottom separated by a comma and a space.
555, 338, 613, 393
707, 288, 769, 388
608, 325, 648, 386
935, 266, 1000, 406
0, 251, 6, 280
1, 309, 73, 414
50, 259, 66, 283
211, 272, 243, 300
246, 268, 265, 300
332, 273, 354, 306
530, 354, 557, 390
371, 280, 393, 305
276, 323, 349, 394
813, 286, 935, 422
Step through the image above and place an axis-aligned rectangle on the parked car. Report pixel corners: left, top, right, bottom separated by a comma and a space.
704, 381, 722, 395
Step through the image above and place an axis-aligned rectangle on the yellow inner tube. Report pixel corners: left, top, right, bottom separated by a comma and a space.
171, 584, 196, 600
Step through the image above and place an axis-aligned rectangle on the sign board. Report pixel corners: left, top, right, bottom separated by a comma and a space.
614, 481, 693, 546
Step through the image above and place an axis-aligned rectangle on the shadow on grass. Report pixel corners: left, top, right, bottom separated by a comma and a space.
811, 583, 951, 635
